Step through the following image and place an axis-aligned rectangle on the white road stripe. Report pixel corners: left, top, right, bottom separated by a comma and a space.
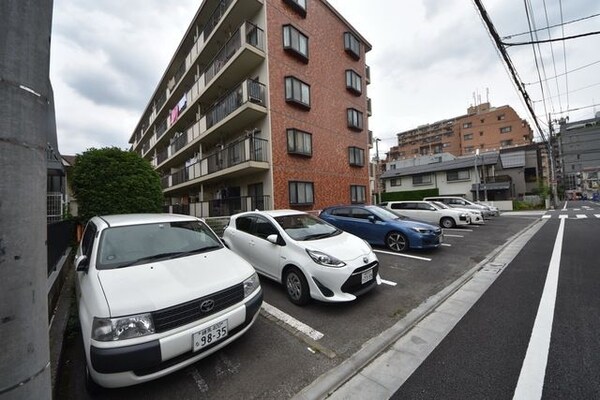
562, 201, 568, 210
542, 215, 551, 219
442, 243, 452, 247
576, 214, 587, 219
373, 249, 432, 261
443, 234, 464, 238
443, 228, 473, 232
380, 279, 397, 286
558, 214, 568, 220
513, 218, 565, 400
595, 214, 600, 219
261, 302, 324, 341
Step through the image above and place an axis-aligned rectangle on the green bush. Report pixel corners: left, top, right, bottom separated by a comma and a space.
72, 147, 163, 222
381, 188, 439, 202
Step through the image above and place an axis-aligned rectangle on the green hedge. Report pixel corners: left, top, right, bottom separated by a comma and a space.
381, 188, 440, 202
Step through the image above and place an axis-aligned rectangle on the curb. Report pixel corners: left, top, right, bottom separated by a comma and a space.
292, 217, 545, 400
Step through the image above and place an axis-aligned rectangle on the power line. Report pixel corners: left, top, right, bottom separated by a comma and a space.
502, 12, 600, 39
559, 0, 570, 111
503, 30, 600, 47
523, 59, 600, 85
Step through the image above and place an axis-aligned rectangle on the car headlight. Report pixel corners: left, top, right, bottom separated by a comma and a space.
411, 227, 429, 234
306, 249, 346, 268
92, 313, 155, 341
243, 272, 260, 298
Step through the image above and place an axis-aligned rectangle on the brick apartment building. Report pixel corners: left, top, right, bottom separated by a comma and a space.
129, 0, 372, 217
387, 102, 533, 161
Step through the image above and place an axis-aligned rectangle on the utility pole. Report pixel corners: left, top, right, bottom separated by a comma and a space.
375, 138, 381, 204
548, 114, 559, 208
0, 1, 54, 399
474, 150, 479, 201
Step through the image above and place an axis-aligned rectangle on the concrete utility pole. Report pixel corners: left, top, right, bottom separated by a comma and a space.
0, 1, 54, 399
548, 114, 559, 208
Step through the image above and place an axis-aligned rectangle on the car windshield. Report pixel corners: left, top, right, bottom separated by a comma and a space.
432, 201, 450, 209
368, 206, 409, 221
97, 221, 222, 269
274, 214, 340, 241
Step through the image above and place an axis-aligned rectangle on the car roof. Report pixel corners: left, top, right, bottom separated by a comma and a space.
95, 213, 199, 228
233, 209, 308, 218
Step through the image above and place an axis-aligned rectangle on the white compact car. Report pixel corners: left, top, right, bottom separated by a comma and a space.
423, 196, 494, 218
75, 214, 262, 390
430, 201, 485, 225
379, 201, 470, 228
222, 210, 380, 305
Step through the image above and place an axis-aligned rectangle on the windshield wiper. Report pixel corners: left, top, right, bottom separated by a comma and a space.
303, 232, 335, 240
177, 245, 222, 256
115, 251, 183, 268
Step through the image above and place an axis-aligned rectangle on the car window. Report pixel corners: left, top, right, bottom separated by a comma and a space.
390, 203, 408, 210
351, 208, 373, 220
97, 220, 222, 269
235, 216, 254, 233
417, 203, 435, 211
368, 206, 405, 220
253, 216, 279, 240
81, 222, 97, 257
274, 214, 339, 241
331, 207, 352, 217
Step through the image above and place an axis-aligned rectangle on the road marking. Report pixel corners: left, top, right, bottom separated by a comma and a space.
576, 214, 587, 219
595, 214, 600, 218
513, 218, 565, 400
261, 302, 324, 341
573, 208, 581, 211
380, 279, 397, 286
542, 215, 551, 219
442, 243, 452, 247
373, 249, 432, 261
558, 214, 568, 219
443, 234, 464, 238
562, 201, 568, 210
444, 228, 473, 232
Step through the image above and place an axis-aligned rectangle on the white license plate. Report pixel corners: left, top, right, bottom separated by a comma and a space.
193, 320, 228, 352
361, 268, 374, 284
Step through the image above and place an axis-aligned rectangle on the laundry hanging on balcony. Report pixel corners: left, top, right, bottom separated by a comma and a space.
177, 95, 187, 113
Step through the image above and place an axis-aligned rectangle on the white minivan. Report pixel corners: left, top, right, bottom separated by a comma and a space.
379, 201, 470, 228
423, 196, 495, 218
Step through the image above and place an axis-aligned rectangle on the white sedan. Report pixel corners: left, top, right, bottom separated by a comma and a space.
379, 200, 471, 229
430, 201, 485, 225
223, 210, 380, 305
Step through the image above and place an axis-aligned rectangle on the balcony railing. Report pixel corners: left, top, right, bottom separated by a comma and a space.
166, 195, 271, 218
162, 137, 268, 189
203, 0, 233, 40
206, 79, 266, 129
170, 132, 188, 155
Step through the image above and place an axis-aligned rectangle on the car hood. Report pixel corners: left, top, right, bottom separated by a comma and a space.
303, 232, 372, 261
97, 248, 254, 317
390, 218, 441, 232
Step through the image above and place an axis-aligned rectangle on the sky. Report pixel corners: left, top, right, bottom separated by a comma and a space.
50, 0, 600, 158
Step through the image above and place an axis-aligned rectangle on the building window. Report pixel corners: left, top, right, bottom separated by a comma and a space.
350, 185, 366, 204
432, 144, 443, 154
285, 76, 310, 109
283, 25, 308, 62
345, 70, 362, 95
390, 178, 401, 187
390, 164, 396, 170
479, 131, 484, 136
283, 0, 307, 17
465, 146, 474, 153
412, 174, 432, 185
289, 181, 314, 205
343, 32, 361, 60
500, 139, 513, 147
348, 146, 365, 166
463, 122, 472, 128
287, 128, 312, 156
500, 126, 512, 133
524, 167, 537, 182
347, 108, 363, 131
464, 133, 473, 140
443, 142, 451, 148
497, 114, 505, 120
447, 169, 470, 182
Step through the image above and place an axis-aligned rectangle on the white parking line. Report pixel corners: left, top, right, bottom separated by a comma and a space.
380, 279, 397, 286
595, 214, 600, 219
576, 214, 587, 219
542, 215, 551, 219
261, 302, 324, 341
442, 243, 452, 247
373, 250, 432, 261
443, 234, 464, 238
444, 228, 473, 232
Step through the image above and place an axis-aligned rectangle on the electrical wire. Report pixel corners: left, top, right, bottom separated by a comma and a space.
503, 30, 600, 46
502, 12, 600, 39
542, 0, 563, 113
559, 0, 570, 111
523, 60, 600, 85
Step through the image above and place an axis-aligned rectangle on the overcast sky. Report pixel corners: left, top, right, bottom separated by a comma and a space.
50, 0, 600, 157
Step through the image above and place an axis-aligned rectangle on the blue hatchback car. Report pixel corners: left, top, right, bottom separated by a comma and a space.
320, 205, 442, 252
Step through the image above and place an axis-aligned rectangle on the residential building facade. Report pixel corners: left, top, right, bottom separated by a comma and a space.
387, 102, 533, 161
129, 0, 372, 217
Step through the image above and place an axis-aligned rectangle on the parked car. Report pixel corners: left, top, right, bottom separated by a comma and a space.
319, 205, 442, 252
75, 214, 262, 390
475, 201, 500, 216
423, 196, 494, 218
430, 201, 485, 225
378, 200, 470, 228
222, 210, 380, 305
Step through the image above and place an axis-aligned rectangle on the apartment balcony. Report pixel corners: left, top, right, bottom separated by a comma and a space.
365, 65, 371, 84
161, 137, 269, 192
165, 195, 271, 218
367, 97, 372, 116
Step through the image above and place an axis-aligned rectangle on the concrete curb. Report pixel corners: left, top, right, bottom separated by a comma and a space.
292, 217, 545, 400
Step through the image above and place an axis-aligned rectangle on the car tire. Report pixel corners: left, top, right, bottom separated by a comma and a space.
284, 267, 310, 306
386, 231, 409, 252
440, 217, 455, 229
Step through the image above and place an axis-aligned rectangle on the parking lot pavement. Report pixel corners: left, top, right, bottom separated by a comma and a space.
55, 214, 538, 399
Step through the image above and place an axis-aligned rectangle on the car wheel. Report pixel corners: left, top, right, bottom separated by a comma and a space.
284, 267, 310, 306
386, 231, 409, 252
440, 217, 455, 229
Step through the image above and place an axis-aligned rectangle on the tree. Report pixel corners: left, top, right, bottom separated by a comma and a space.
72, 147, 163, 222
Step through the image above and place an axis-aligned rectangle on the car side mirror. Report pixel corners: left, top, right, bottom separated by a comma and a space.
368, 215, 376, 223
267, 234, 286, 246
75, 255, 89, 272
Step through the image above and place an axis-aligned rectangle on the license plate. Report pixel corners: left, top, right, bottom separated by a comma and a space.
361, 268, 374, 284
193, 320, 228, 352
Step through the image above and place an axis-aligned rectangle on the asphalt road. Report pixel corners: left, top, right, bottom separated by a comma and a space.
392, 201, 600, 399
55, 211, 538, 399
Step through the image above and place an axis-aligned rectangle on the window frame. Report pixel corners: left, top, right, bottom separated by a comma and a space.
347, 108, 364, 131
350, 185, 366, 204
289, 181, 314, 205
345, 69, 362, 95
463, 133, 473, 140
284, 76, 311, 109
500, 126, 512, 133
282, 0, 307, 17
282, 24, 309, 63
412, 174, 432, 185
348, 146, 365, 167
447, 169, 471, 182
343, 32, 361, 60
287, 128, 312, 156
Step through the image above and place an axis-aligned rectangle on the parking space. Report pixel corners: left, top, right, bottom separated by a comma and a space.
58, 214, 537, 399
